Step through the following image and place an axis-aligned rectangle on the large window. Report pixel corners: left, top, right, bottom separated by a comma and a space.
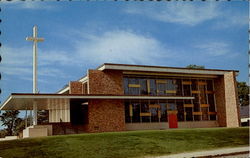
124, 77, 217, 123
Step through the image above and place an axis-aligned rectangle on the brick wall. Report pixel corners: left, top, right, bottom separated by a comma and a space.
88, 70, 124, 95
214, 72, 240, 127
69, 81, 83, 94
214, 76, 227, 127
87, 99, 125, 132
224, 72, 240, 127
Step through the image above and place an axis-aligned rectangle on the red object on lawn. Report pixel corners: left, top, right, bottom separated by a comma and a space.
168, 114, 178, 128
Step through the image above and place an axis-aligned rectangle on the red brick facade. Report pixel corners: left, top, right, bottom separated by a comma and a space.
214, 76, 227, 127
69, 81, 83, 94
87, 70, 125, 132
214, 72, 240, 127
224, 72, 240, 127
87, 99, 125, 132
88, 70, 124, 95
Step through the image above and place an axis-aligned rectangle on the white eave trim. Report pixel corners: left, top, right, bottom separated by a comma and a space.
98, 65, 234, 75
0, 95, 13, 110
57, 76, 88, 94
10, 95, 194, 100
79, 76, 88, 82
57, 87, 69, 94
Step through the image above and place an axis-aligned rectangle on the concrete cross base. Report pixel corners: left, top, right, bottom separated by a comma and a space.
23, 125, 52, 138
0, 136, 18, 141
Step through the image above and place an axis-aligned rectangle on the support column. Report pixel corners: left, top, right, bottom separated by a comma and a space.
33, 101, 37, 125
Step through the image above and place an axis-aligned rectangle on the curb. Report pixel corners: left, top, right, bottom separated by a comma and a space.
152, 146, 249, 158
196, 151, 249, 158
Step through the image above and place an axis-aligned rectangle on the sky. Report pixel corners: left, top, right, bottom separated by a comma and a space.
0, 1, 249, 106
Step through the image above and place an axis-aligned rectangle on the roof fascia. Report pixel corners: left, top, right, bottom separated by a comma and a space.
0, 95, 13, 110
99, 64, 236, 75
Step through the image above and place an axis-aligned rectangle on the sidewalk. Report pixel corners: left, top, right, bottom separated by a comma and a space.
149, 146, 249, 158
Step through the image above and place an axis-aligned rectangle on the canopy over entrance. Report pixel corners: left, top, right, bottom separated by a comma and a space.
0, 93, 194, 110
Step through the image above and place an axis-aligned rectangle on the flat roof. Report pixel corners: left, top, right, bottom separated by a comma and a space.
98, 63, 239, 75
57, 63, 239, 94
0, 93, 194, 110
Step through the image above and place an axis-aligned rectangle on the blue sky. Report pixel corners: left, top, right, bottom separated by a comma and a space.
0, 1, 249, 104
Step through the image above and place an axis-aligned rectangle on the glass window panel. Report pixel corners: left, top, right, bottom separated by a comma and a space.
141, 101, 150, 122
208, 94, 216, 112
210, 115, 216, 120
166, 79, 177, 96
131, 102, 140, 123
185, 107, 193, 121
124, 78, 129, 95
166, 79, 176, 90
139, 79, 147, 95
193, 94, 199, 104
176, 79, 182, 96
207, 80, 213, 91
128, 78, 140, 95
159, 101, 168, 122
155, 79, 166, 95
191, 79, 198, 91
125, 101, 131, 123
183, 85, 191, 96
199, 84, 207, 104
129, 87, 140, 95
167, 100, 176, 111
149, 79, 157, 96
193, 103, 200, 112
201, 107, 208, 120
176, 100, 184, 121
129, 78, 139, 84
150, 100, 160, 122
157, 82, 166, 95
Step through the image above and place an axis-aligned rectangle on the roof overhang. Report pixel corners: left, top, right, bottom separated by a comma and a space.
98, 63, 239, 76
57, 76, 88, 94
0, 93, 194, 110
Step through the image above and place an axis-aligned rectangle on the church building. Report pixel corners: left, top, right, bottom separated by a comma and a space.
0, 63, 240, 137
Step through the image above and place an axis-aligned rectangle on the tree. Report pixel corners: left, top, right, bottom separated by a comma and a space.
0, 110, 23, 136
186, 64, 205, 69
0, 129, 7, 138
237, 82, 249, 106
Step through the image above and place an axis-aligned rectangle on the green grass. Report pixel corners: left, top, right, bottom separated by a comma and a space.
0, 127, 249, 158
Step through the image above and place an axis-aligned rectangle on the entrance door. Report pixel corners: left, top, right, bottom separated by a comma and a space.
168, 102, 178, 128
70, 99, 88, 125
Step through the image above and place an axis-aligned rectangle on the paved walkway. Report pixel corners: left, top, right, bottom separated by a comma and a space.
148, 146, 249, 158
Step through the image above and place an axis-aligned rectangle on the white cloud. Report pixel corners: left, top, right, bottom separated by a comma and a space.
0, 46, 68, 79
213, 13, 248, 29
194, 41, 234, 56
39, 50, 73, 66
125, 2, 247, 28
2, 1, 55, 10
125, 2, 219, 26
74, 30, 168, 65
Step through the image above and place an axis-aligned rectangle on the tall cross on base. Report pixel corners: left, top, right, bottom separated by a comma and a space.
26, 26, 44, 125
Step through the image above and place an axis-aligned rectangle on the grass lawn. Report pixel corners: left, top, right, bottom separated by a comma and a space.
0, 127, 249, 158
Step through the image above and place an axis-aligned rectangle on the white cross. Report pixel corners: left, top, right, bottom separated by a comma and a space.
26, 26, 44, 125
26, 25, 44, 94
